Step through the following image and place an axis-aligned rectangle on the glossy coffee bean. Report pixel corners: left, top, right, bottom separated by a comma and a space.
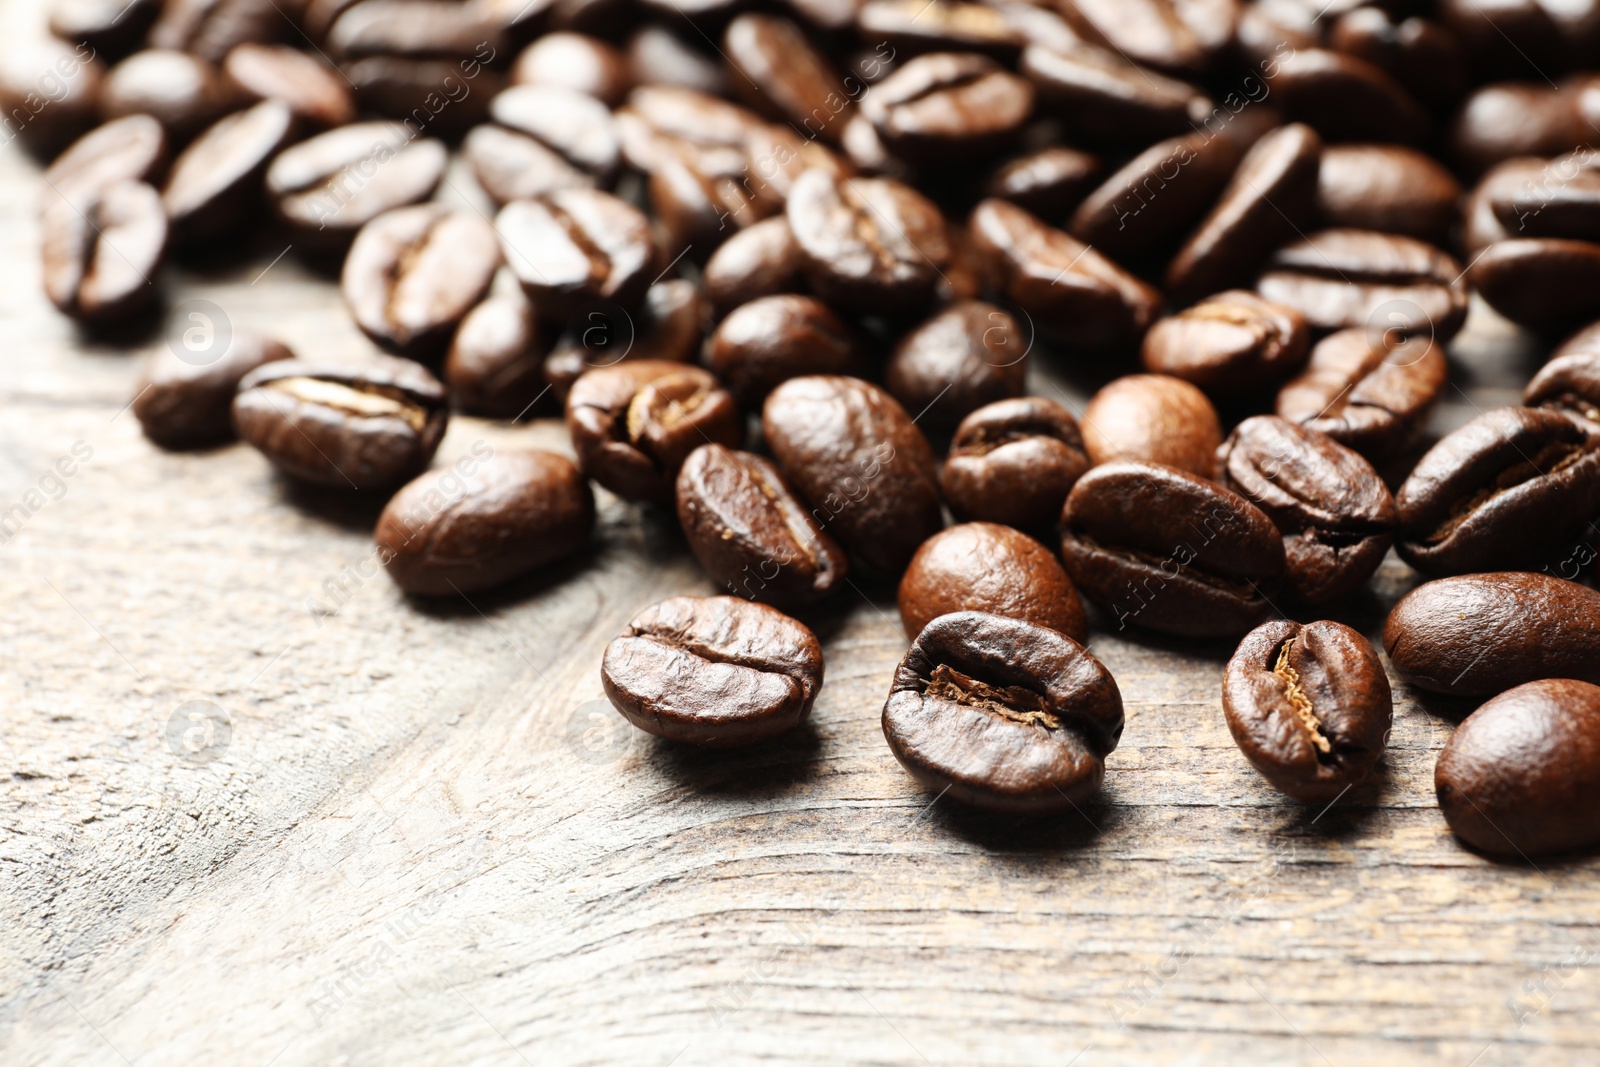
1436, 679, 1600, 858
1223, 619, 1392, 803
1081, 375, 1222, 480
223, 43, 357, 129
1275, 328, 1447, 462
267, 122, 448, 253
625, 26, 729, 97
942, 397, 1089, 535
786, 169, 949, 316
899, 523, 1085, 643
1461, 157, 1544, 255
342, 205, 501, 361
496, 189, 654, 319
162, 100, 296, 245
1526, 342, 1600, 426
149, 0, 281, 63
511, 32, 630, 106
1485, 148, 1600, 242
986, 146, 1100, 220
0, 35, 104, 158
1021, 43, 1210, 148
882, 610, 1123, 813
1142, 291, 1308, 399
1316, 144, 1462, 244
762, 375, 943, 575
856, 0, 1023, 63
860, 52, 1033, 163
132, 333, 293, 450
1055, 0, 1236, 78
1327, 10, 1467, 113
1383, 572, 1600, 697
487, 84, 620, 184
708, 295, 861, 407
1265, 48, 1429, 145
1469, 239, 1600, 335
1395, 407, 1600, 577
724, 14, 851, 145
40, 115, 167, 216
445, 290, 546, 419
40, 181, 166, 325
885, 301, 1027, 433
970, 198, 1159, 354
1060, 461, 1285, 638
676, 444, 848, 608
342, 56, 500, 138
98, 50, 233, 143
1217, 416, 1396, 606
1450, 82, 1589, 175
566, 361, 741, 504
233, 356, 449, 490
51, 0, 162, 60
541, 279, 707, 401
1256, 229, 1469, 341
375, 450, 595, 596
702, 216, 804, 315
602, 595, 824, 747
325, 0, 505, 63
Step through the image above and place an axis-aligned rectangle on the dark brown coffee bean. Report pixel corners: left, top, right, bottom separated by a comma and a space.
1436, 679, 1600, 858
496, 188, 654, 319
762, 375, 942, 575
1264, 48, 1429, 145
1328, 10, 1467, 113
1395, 407, 1600, 577
162, 100, 296, 245
489, 84, 620, 183
856, 0, 1024, 63
1383, 572, 1600, 697
899, 523, 1086, 643
1060, 461, 1285, 637
1055, 0, 1236, 78
882, 610, 1123, 813
723, 14, 852, 145
1141, 291, 1309, 399
942, 397, 1089, 535
708, 295, 861, 407
342, 56, 500, 137
1256, 229, 1469, 341
702, 216, 804, 315
133, 333, 293, 449
542, 279, 707, 401
511, 32, 630, 106
40, 115, 167, 216
785, 169, 950, 316
1315, 144, 1462, 245
1486, 148, 1600, 242
1450, 82, 1590, 175
444, 290, 546, 419
1223, 619, 1392, 803
1436, 0, 1566, 80
233, 356, 449, 490
1217, 415, 1395, 605
1469, 239, 1600, 335
342, 204, 501, 361
970, 197, 1160, 354
326, 0, 505, 62
1021, 43, 1210, 148
1166, 124, 1322, 303
1275, 327, 1446, 462
99, 50, 234, 144
1461, 158, 1544, 255
41, 181, 166, 325
376, 449, 595, 596
859, 52, 1033, 164
222, 43, 357, 129
603, 595, 824, 747
0, 36, 104, 158
149, 0, 282, 63
1526, 339, 1600, 426
51, 0, 162, 60
464, 124, 597, 208
1082, 375, 1221, 479
884, 301, 1026, 433
675, 444, 848, 608
624, 30, 730, 101
267, 122, 447, 253
566, 361, 741, 504
986, 145, 1100, 220
615, 84, 763, 171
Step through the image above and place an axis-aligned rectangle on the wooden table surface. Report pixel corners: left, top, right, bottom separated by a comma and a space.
3, 14, 1598, 1065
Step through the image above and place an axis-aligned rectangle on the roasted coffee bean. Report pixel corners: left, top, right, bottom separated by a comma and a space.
1141, 291, 1309, 399
445, 289, 546, 419
1395, 407, 1600, 577
1223, 619, 1392, 803
1526, 342, 1600, 426
41, 115, 167, 215
133, 333, 293, 449
1485, 147, 1600, 242
762, 375, 942, 575
233, 356, 449, 490
1315, 144, 1462, 245
1166, 124, 1321, 304
676, 444, 848, 608
0, 36, 104, 158
464, 123, 598, 208
1436, 679, 1600, 858
884, 301, 1027, 433
41, 180, 166, 325
542, 279, 707, 400
1217, 416, 1396, 606
986, 146, 1100, 220
1451, 81, 1590, 175
325, 0, 505, 63
970, 197, 1159, 354
626, 26, 729, 97
149, 0, 281, 63
162, 100, 296, 245
899, 523, 1086, 642
1054, 0, 1235, 77
376, 450, 595, 596
51, 0, 162, 60
1383, 572, 1600, 697
602, 595, 824, 747
860, 52, 1033, 164
786, 169, 949, 316
1021, 42, 1211, 148
267, 123, 447, 253
1327, 9, 1467, 113
857, 0, 1021, 62
566, 361, 741, 504
1553, 319, 1600, 361
881, 610, 1123, 813
702, 216, 804, 315
617, 82, 760, 176
1060, 461, 1285, 638
342, 56, 499, 137
724, 14, 851, 145
708, 295, 861, 407
222, 43, 357, 128
511, 32, 630, 106
1264, 48, 1429, 145
1274, 328, 1446, 461
98, 50, 234, 144
1461, 157, 1545, 255
496, 189, 654, 319
1469, 239, 1600, 335
1257, 229, 1468, 341
479, 83, 620, 190
1082, 375, 1221, 479
942, 397, 1089, 535
342, 204, 501, 361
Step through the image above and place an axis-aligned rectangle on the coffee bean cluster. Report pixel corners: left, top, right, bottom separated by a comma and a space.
20, 0, 1600, 857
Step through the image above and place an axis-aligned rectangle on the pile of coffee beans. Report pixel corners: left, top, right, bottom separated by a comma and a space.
19, 0, 1600, 858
